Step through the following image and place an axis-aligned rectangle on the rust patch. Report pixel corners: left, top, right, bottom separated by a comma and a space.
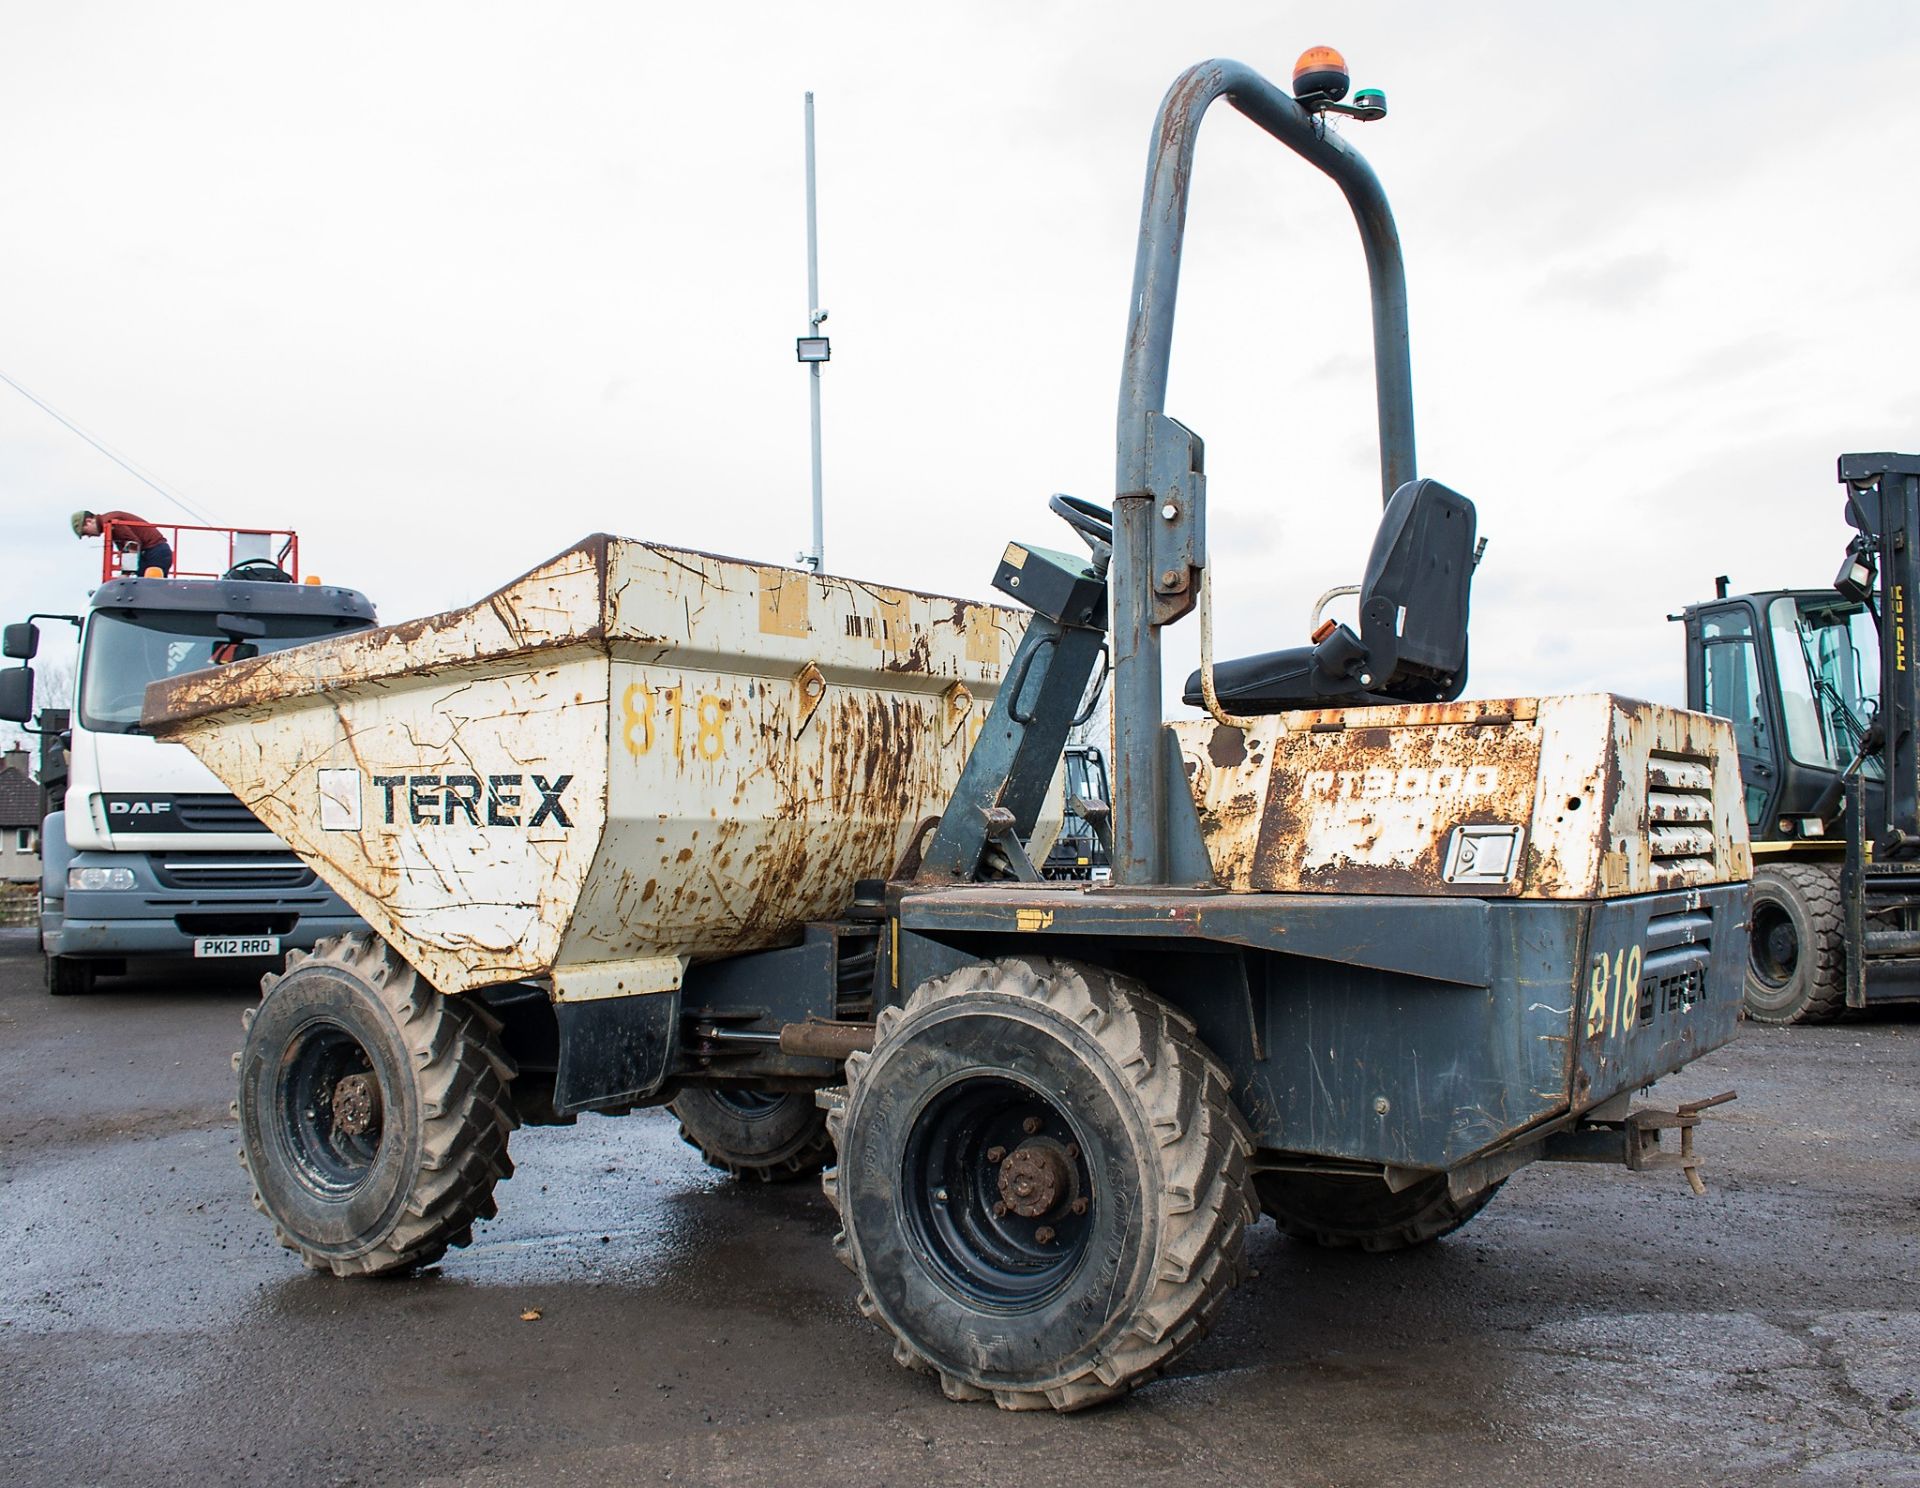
1207, 724, 1247, 768
1250, 711, 1544, 896
1176, 692, 1747, 902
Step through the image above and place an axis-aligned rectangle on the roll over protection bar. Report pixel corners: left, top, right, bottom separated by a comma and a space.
1109, 59, 1417, 885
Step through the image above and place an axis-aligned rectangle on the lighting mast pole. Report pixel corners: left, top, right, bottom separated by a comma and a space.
795, 91, 831, 573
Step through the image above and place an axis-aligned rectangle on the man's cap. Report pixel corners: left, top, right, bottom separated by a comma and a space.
70, 510, 90, 536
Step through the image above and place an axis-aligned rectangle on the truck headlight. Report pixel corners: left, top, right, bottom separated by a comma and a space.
69, 865, 137, 891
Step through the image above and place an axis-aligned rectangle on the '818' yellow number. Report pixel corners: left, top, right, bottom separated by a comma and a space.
623, 680, 728, 762
1585, 944, 1643, 1039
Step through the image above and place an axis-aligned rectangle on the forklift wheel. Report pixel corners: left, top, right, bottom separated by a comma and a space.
823, 956, 1255, 1412
1256, 1170, 1502, 1252
234, 933, 519, 1277
46, 955, 96, 997
1745, 863, 1846, 1024
669, 1087, 833, 1182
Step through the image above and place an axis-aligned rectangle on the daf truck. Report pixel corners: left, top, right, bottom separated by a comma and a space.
0, 525, 376, 994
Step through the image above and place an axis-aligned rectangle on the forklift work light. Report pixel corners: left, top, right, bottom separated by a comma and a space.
1834, 537, 1876, 605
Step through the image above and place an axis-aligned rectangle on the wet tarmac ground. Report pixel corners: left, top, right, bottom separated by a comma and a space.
0, 927, 1915, 1488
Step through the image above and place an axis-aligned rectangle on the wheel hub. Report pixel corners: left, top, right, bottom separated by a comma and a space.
900, 1077, 1096, 1308
997, 1139, 1071, 1218
330, 1073, 381, 1137
278, 1018, 387, 1196
1750, 901, 1800, 988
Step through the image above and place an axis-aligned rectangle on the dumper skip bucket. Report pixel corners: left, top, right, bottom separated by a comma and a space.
144, 536, 1047, 996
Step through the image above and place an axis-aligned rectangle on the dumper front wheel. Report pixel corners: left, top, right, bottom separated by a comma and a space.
1256, 1171, 1502, 1252
824, 956, 1254, 1411
235, 933, 519, 1277
670, 1086, 833, 1182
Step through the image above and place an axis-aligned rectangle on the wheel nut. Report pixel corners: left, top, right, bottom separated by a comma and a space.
1064, 1143, 1078, 1161
993, 1201, 1008, 1218
1070, 1197, 1088, 1215
1035, 1226, 1055, 1245
1022, 1116, 1042, 1135
986, 1145, 1006, 1163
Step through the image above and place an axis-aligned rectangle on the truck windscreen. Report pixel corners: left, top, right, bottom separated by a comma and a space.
78, 610, 356, 733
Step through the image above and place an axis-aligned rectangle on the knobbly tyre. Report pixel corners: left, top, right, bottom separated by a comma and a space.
143, 50, 1749, 1412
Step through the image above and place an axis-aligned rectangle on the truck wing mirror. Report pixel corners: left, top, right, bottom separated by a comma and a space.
0, 666, 34, 724
2, 622, 37, 660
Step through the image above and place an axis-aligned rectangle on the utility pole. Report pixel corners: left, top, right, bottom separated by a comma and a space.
794, 91, 831, 573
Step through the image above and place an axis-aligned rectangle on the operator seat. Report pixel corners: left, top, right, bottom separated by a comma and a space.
1183, 477, 1477, 714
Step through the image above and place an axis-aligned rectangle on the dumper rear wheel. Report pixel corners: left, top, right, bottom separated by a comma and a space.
670, 1086, 833, 1181
823, 956, 1254, 1411
234, 932, 518, 1277
1256, 1170, 1501, 1252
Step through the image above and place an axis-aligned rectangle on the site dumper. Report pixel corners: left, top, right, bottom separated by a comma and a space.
146, 50, 1751, 1413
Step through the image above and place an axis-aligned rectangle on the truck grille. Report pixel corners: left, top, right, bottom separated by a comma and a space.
153, 856, 314, 890
1647, 753, 1715, 881
174, 795, 271, 833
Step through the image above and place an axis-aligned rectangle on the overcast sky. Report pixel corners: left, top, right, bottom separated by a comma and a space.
3, 1, 1916, 754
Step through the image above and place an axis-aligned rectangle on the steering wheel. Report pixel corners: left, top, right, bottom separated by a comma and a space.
224, 559, 295, 583
1048, 493, 1114, 559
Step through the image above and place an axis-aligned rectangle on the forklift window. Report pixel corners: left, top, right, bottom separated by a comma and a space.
1699, 610, 1768, 827
1065, 750, 1107, 806
1767, 597, 1880, 776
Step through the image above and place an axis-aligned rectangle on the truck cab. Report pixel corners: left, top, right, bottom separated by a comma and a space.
2, 542, 377, 995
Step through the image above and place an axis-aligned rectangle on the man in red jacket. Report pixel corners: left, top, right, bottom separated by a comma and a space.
72, 509, 173, 576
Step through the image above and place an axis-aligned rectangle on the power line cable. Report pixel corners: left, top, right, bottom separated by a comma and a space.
0, 366, 215, 524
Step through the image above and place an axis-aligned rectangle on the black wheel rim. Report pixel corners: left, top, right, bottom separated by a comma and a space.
900, 1074, 1094, 1310
277, 1017, 385, 1196
1750, 900, 1799, 991
709, 1087, 787, 1120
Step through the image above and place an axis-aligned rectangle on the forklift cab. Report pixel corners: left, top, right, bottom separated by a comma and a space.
1681, 587, 1881, 842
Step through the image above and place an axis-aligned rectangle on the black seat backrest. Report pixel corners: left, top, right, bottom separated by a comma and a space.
1359, 478, 1476, 698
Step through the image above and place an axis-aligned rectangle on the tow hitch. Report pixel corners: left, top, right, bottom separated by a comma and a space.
1544, 1090, 1738, 1195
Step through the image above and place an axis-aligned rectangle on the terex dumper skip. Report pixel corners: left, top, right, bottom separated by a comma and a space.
146, 52, 1750, 1412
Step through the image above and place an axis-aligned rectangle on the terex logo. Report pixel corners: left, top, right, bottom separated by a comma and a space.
1302, 764, 1501, 801
370, 773, 574, 829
